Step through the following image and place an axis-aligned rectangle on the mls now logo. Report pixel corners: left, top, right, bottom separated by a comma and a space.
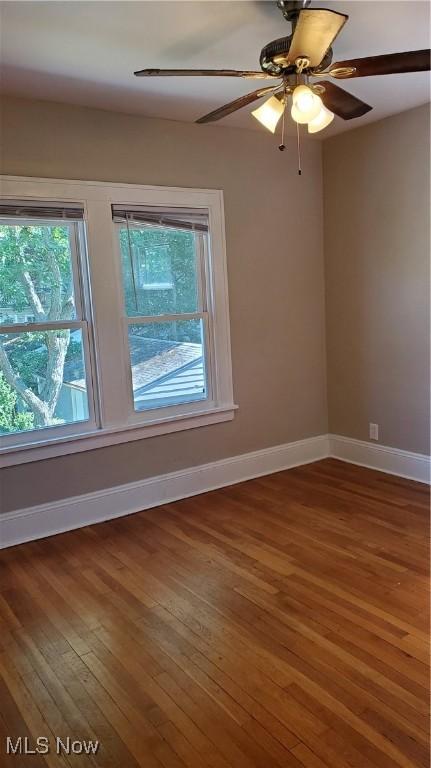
6, 736, 100, 755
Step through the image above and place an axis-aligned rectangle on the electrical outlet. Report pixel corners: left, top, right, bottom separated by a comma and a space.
369, 423, 379, 441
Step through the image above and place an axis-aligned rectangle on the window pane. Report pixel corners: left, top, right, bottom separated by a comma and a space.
0, 329, 89, 436
119, 226, 201, 317
0, 222, 78, 325
128, 319, 207, 411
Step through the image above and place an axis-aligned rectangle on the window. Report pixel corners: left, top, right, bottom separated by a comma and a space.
114, 207, 210, 412
0, 203, 96, 447
0, 177, 235, 466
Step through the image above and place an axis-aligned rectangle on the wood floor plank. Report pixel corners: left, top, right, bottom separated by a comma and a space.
0, 459, 429, 767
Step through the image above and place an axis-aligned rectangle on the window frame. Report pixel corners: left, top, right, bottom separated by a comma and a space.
0, 176, 236, 467
114, 219, 215, 418
0, 215, 99, 449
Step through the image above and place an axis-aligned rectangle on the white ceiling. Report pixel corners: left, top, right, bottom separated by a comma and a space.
1, 1, 430, 137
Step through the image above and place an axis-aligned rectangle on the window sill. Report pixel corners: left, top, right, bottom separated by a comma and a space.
0, 405, 238, 468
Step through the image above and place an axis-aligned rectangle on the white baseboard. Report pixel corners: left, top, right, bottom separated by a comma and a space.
0, 434, 329, 549
329, 434, 431, 485
2, 433, 429, 549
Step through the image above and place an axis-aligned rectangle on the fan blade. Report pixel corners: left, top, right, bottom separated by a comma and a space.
288, 9, 348, 68
134, 68, 274, 79
196, 85, 281, 124
319, 81, 372, 120
329, 49, 431, 78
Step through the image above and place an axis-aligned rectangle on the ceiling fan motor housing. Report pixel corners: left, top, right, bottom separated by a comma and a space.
259, 36, 333, 76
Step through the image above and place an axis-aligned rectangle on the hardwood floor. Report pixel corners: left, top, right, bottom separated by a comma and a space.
0, 458, 429, 768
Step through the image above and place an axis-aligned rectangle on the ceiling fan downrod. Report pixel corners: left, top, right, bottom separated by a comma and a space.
277, 0, 311, 25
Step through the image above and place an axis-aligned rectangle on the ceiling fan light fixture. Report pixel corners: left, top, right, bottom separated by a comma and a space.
251, 95, 285, 133
291, 85, 322, 123
307, 104, 334, 133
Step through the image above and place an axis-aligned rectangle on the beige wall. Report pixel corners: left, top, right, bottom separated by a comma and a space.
323, 104, 430, 454
0, 96, 327, 512
2, 97, 429, 514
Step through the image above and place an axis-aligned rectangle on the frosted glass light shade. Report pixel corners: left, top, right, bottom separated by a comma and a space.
252, 96, 285, 133
307, 104, 334, 133
291, 85, 322, 124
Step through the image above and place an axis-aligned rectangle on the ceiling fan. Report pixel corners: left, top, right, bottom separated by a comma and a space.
134, 0, 430, 141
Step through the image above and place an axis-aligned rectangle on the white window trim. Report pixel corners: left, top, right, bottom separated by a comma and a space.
0, 175, 236, 467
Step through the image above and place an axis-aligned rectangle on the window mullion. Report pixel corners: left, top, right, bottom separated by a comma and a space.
85, 199, 132, 426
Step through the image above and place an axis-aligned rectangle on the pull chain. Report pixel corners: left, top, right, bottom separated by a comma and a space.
296, 120, 302, 176
278, 95, 286, 152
